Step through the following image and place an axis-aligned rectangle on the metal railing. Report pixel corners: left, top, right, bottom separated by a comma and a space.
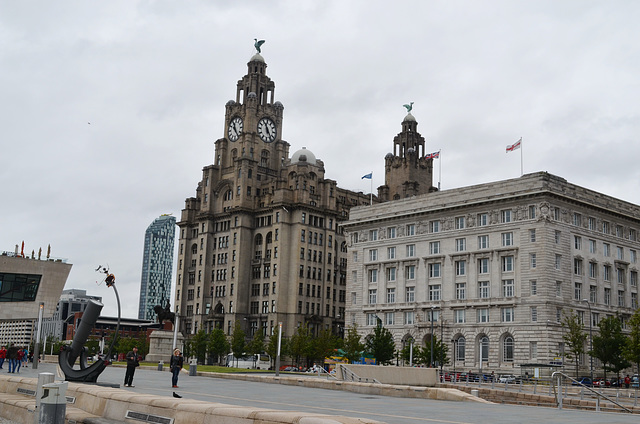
338, 364, 381, 384
551, 371, 633, 413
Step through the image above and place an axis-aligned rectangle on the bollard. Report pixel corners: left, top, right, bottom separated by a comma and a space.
36, 372, 55, 412
189, 359, 197, 376
471, 389, 479, 397
158, 361, 163, 371
39, 381, 68, 424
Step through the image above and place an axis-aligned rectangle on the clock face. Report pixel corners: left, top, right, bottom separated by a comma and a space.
228, 117, 243, 141
257, 117, 277, 143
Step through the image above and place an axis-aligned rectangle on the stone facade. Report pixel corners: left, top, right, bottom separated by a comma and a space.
174, 53, 371, 340
343, 172, 640, 375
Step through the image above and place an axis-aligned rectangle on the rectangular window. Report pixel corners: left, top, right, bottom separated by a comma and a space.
617, 246, 624, 260
555, 230, 561, 243
604, 265, 611, 281
429, 284, 441, 301
589, 239, 596, 254
501, 209, 512, 223
631, 250, 637, 263
589, 285, 597, 303
388, 246, 396, 259
428, 263, 441, 278
478, 235, 489, 249
405, 286, 415, 302
589, 262, 597, 278
588, 217, 596, 231
574, 258, 583, 276
555, 254, 562, 270
405, 265, 415, 280
574, 236, 582, 250
604, 288, 611, 305
386, 288, 396, 303
429, 241, 440, 254
456, 283, 466, 300
477, 308, 489, 323
455, 238, 466, 252
528, 205, 536, 219
388, 227, 396, 239
478, 258, 489, 274
602, 221, 610, 234
501, 307, 514, 322
478, 281, 490, 298
406, 224, 415, 236
630, 228, 637, 241
387, 267, 396, 282
455, 216, 465, 229
368, 289, 377, 304
632, 293, 638, 309
404, 311, 414, 325
530, 253, 537, 268
367, 314, 377, 326
502, 256, 514, 272
370, 229, 378, 241
369, 249, 378, 261
502, 279, 514, 297
574, 282, 582, 300
429, 220, 440, 233
368, 269, 378, 283
603, 243, 610, 257
618, 290, 625, 307
455, 309, 465, 323
531, 306, 538, 322
530, 341, 538, 359
406, 244, 416, 257
455, 260, 466, 276
477, 213, 488, 226
530, 229, 536, 242
573, 213, 582, 226
385, 312, 395, 326
530, 280, 537, 295
502, 232, 513, 246
631, 271, 638, 287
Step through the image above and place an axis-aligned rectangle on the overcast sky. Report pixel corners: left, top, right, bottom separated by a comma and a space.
3, 1, 640, 318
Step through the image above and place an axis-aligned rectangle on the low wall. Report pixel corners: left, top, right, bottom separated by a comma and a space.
338, 364, 438, 386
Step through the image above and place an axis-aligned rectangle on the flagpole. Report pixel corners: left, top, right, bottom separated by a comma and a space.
520, 138, 523, 176
438, 150, 442, 190
370, 172, 373, 206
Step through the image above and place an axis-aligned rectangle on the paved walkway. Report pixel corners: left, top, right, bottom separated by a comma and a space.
4, 362, 640, 424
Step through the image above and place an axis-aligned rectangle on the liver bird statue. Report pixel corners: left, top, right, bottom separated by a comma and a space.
403, 102, 414, 113
254, 38, 265, 53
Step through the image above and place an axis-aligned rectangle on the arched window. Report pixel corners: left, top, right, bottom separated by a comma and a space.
231, 149, 238, 159
255, 234, 263, 246
224, 190, 233, 201
261, 150, 270, 168
502, 335, 514, 362
455, 336, 466, 362
191, 244, 197, 255
479, 336, 489, 363
266, 232, 273, 245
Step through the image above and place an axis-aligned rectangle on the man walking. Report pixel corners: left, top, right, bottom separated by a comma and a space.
7, 345, 18, 373
0, 346, 6, 369
124, 346, 139, 387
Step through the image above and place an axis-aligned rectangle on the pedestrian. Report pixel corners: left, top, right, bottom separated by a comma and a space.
0, 346, 6, 369
124, 346, 140, 387
625, 374, 631, 389
22, 347, 29, 368
15, 348, 24, 373
170, 348, 183, 388
7, 345, 18, 373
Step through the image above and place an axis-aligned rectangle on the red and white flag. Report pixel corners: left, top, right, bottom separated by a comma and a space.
425, 151, 440, 159
506, 138, 522, 153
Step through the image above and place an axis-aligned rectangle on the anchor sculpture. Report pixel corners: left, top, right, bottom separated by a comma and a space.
58, 266, 122, 382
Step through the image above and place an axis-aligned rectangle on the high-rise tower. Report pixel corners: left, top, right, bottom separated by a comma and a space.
139, 214, 176, 320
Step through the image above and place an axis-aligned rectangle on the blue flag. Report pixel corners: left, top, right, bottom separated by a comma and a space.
362, 173, 372, 179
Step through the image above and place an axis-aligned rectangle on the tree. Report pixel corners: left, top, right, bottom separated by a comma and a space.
342, 325, 365, 364
289, 324, 312, 367
230, 321, 246, 367
247, 327, 266, 368
207, 328, 230, 365
365, 325, 395, 365
401, 342, 423, 365
562, 311, 588, 378
592, 315, 630, 381
190, 329, 209, 364
624, 309, 640, 375
266, 333, 289, 369
310, 328, 339, 365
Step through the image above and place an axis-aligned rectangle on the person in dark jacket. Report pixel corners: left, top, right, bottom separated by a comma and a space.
124, 347, 139, 387
170, 349, 184, 388
6, 345, 19, 373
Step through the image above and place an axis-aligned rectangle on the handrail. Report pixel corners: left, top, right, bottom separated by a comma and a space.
315, 366, 338, 380
551, 371, 633, 413
338, 364, 381, 384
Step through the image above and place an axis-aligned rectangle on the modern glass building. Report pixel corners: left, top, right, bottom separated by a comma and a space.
138, 215, 176, 320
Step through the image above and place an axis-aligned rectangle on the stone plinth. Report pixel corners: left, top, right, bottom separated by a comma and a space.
146, 330, 184, 364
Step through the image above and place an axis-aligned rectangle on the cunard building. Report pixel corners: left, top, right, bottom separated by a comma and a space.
174, 46, 371, 339
344, 138, 640, 375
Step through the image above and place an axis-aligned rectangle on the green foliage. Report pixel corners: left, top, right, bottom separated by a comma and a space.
342, 325, 365, 364
419, 335, 448, 367
309, 328, 339, 363
592, 315, 630, 380
247, 327, 266, 358
191, 329, 209, 364
624, 309, 640, 375
116, 337, 140, 356
401, 342, 423, 365
562, 310, 587, 378
85, 339, 100, 356
207, 328, 230, 365
289, 324, 312, 366
365, 325, 395, 365
230, 321, 246, 366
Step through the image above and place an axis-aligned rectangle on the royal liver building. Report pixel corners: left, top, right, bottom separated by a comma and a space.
345, 151, 640, 375
174, 46, 370, 339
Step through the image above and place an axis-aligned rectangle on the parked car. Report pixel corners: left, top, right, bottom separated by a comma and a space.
499, 375, 517, 383
572, 377, 592, 386
631, 375, 639, 388
592, 379, 610, 388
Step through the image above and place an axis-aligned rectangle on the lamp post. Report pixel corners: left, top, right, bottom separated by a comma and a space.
430, 306, 435, 368
275, 322, 282, 376
32, 302, 44, 370
581, 299, 593, 383
409, 337, 414, 367
451, 339, 456, 381
440, 318, 445, 376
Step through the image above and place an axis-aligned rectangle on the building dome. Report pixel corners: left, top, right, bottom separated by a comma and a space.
274, 101, 284, 109
385, 153, 394, 159
291, 147, 317, 165
250, 53, 265, 63
403, 112, 416, 122
247, 92, 257, 98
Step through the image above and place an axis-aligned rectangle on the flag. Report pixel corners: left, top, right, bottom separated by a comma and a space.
361, 173, 372, 179
506, 138, 522, 153
425, 151, 440, 159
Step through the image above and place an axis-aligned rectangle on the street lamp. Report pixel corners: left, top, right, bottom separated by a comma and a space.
451, 339, 456, 381
430, 306, 435, 368
33, 302, 44, 370
581, 299, 593, 383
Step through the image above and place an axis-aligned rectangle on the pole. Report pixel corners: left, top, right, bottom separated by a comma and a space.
438, 150, 442, 190
172, 315, 180, 351
582, 299, 593, 383
409, 339, 413, 367
452, 339, 456, 381
430, 307, 435, 368
275, 322, 282, 376
369, 173, 373, 206
520, 137, 523, 176
440, 318, 444, 376
33, 302, 44, 369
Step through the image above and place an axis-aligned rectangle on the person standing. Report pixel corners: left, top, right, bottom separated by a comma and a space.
625, 374, 631, 389
0, 346, 6, 370
15, 348, 24, 373
7, 345, 18, 373
22, 347, 29, 368
169, 349, 183, 388
124, 347, 139, 387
